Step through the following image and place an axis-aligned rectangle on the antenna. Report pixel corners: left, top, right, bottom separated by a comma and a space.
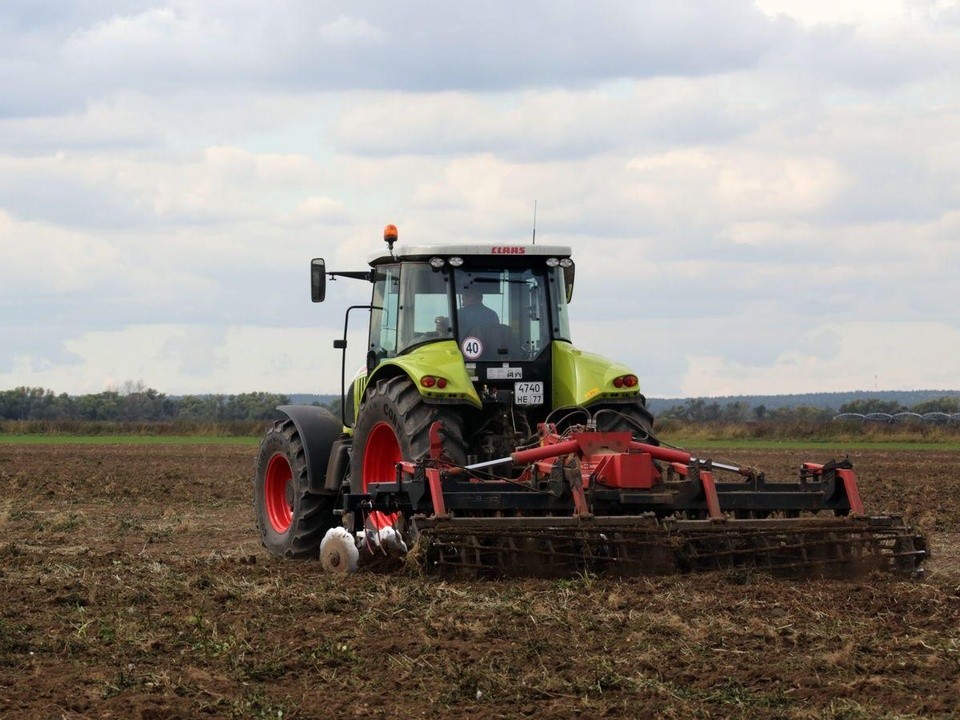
531, 199, 537, 245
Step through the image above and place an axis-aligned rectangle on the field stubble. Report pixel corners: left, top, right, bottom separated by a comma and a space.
1, 443, 959, 719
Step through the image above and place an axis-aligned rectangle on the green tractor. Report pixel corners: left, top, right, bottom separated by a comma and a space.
254, 225, 654, 559
254, 225, 926, 577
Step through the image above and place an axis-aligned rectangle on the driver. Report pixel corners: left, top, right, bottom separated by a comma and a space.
458, 284, 499, 336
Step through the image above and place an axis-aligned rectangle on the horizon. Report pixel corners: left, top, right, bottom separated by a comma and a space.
7, 385, 960, 402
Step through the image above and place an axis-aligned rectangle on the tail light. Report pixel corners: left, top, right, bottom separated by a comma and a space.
613, 374, 638, 389
421, 376, 448, 389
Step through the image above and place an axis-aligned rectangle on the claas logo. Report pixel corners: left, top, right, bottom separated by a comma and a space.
491, 246, 526, 254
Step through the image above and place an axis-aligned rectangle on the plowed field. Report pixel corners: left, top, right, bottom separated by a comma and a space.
1, 443, 959, 719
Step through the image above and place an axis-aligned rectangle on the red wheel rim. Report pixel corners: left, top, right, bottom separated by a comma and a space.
362, 421, 402, 491
264, 453, 294, 533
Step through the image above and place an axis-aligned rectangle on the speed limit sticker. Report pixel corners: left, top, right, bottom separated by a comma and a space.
461, 336, 483, 360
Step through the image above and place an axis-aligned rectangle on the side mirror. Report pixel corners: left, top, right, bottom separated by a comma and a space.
563, 262, 575, 303
311, 258, 326, 302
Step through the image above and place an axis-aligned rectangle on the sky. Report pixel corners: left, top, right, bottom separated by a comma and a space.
1, 1, 958, 398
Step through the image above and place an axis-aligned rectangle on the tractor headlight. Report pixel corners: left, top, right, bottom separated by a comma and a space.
448, 256, 464, 267
429, 257, 446, 269
545, 258, 560, 267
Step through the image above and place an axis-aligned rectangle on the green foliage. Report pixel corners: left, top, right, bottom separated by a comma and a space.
659, 398, 833, 424
648, 389, 960, 416
657, 394, 960, 425
0, 385, 294, 424
322, 396, 343, 420
911, 396, 960, 414
838, 398, 906, 414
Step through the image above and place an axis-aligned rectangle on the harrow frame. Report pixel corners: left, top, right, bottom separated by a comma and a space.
336, 423, 927, 577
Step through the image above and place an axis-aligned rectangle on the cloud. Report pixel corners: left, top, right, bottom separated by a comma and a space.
0, 210, 123, 293
755, 0, 904, 27
681, 321, 960, 396
0, 322, 367, 395
0, 144, 329, 229
333, 81, 762, 161
2, 1, 786, 117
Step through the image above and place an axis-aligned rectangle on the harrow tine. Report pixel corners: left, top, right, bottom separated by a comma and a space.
412, 514, 926, 579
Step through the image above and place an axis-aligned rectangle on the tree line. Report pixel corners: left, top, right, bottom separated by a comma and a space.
0, 385, 300, 423
659, 396, 960, 423
3, 384, 958, 425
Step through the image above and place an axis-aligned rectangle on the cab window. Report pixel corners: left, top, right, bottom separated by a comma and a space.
549, 267, 571, 342
453, 267, 551, 360
369, 265, 400, 360
397, 263, 454, 354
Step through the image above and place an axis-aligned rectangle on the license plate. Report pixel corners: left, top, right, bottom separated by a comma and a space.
514, 381, 544, 406
488, 366, 522, 380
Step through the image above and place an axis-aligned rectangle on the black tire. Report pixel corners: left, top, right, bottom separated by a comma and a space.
350, 375, 467, 493
590, 400, 658, 444
254, 419, 337, 558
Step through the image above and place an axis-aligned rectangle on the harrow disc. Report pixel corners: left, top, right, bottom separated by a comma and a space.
320, 527, 360, 574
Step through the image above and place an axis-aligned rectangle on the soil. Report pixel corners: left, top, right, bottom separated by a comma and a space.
1, 443, 959, 719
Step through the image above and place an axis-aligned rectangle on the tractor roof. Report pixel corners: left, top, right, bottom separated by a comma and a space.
369, 243, 572, 266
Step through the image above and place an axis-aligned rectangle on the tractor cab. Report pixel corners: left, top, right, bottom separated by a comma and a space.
365, 243, 575, 365
312, 227, 587, 430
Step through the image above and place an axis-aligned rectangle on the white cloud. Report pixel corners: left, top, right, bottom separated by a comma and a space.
755, 0, 905, 26
681, 321, 960, 395
627, 148, 850, 224
0, 211, 123, 293
287, 196, 349, 226
334, 81, 762, 160
0, 323, 366, 395
316, 14, 384, 44
2, 1, 787, 117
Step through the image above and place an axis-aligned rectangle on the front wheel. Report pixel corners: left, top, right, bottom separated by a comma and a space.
254, 419, 337, 558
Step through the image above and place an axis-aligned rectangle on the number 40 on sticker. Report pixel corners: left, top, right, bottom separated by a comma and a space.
461, 336, 483, 360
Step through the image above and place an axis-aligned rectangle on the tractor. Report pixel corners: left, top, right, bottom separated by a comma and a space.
253, 225, 926, 577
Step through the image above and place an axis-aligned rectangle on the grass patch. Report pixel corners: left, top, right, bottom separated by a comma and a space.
3, 435, 958, 451
0, 434, 259, 446
663, 437, 960, 451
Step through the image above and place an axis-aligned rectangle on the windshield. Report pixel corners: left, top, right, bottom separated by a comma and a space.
453, 266, 565, 361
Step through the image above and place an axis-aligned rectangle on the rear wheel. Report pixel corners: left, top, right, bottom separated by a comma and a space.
351, 376, 467, 494
590, 400, 657, 444
254, 419, 337, 558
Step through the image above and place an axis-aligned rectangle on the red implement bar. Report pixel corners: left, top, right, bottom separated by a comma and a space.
510, 434, 748, 477
509, 436, 687, 466
510, 439, 582, 465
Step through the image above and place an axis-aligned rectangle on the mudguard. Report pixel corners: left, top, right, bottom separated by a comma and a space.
552, 341, 642, 407
368, 340, 481, 408
277, 405, 342, 494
